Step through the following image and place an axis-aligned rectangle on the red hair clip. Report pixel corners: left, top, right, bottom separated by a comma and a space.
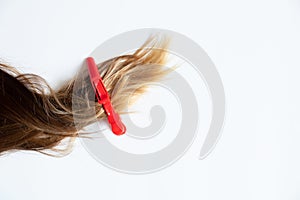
86, 57, 126, 135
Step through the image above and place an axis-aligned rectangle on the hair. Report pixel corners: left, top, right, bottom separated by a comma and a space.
0, 35, 172, 156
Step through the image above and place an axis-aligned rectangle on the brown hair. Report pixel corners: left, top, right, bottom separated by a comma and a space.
0, 36, 171, 156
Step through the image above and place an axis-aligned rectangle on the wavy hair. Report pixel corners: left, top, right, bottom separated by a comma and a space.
0, 36, 171, 156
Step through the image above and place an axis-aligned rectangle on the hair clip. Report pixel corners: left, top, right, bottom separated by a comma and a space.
86, 57, 126, 135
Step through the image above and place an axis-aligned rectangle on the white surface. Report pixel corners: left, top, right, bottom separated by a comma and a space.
1, 0, 300, 199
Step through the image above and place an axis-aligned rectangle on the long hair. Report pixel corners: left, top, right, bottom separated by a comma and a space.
0, 36, 171, 156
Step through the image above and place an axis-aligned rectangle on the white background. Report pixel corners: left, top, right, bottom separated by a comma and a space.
1, 0, 300, 199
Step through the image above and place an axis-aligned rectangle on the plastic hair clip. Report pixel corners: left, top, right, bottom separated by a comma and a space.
86, 57, 126, 135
